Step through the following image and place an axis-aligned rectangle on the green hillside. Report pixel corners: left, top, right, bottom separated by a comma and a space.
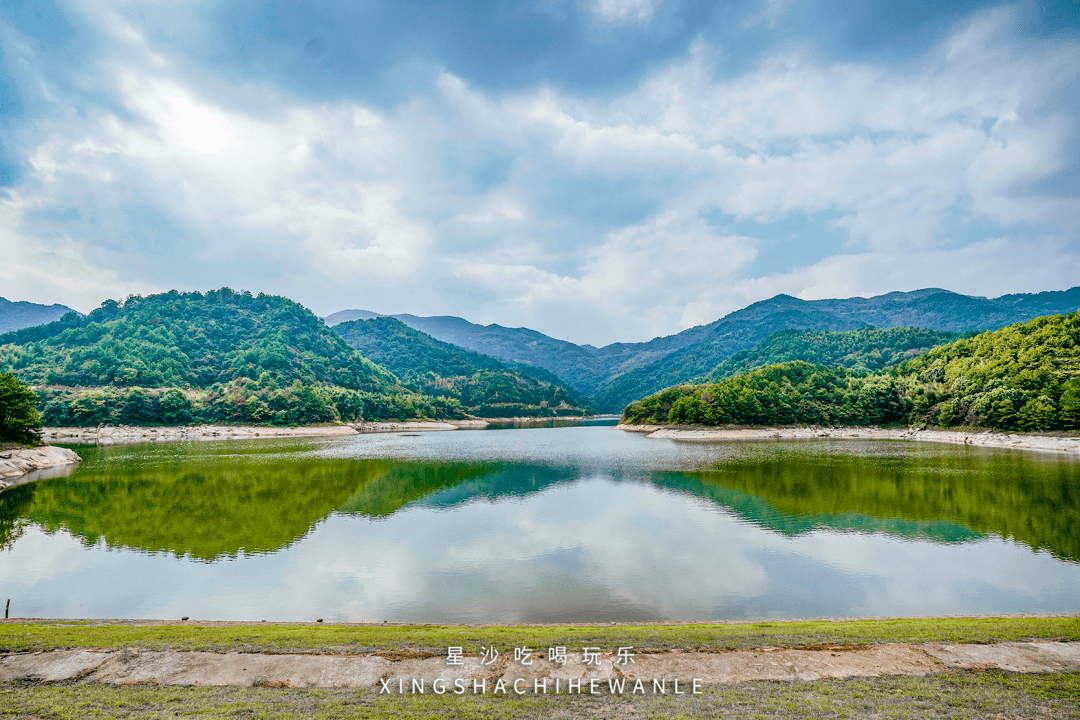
334, 316, 590, 417
624, 361, 908, 426
709, 327, 967, 380
624, 312, 1080, 432
595, 287, 1080, 412
0, 289, 462, 425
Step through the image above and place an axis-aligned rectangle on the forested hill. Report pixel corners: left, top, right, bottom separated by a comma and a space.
0, 289, 394, 390
623, 312, 1080, 433
0, 289, 465, 426
594, 287, 1080, 412
709, 327, 968, 380
334, 317, 591, 417
0, 297, 77, 335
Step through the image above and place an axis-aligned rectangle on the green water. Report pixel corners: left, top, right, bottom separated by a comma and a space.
0, 427, 1077, 621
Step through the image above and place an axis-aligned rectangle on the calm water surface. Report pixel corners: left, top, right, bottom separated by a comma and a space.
1, 424, 1078, 621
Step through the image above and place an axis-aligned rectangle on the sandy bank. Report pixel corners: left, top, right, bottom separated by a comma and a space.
618, 424, 1080, 455
0, 445, 82, 486
2, 641, 1077, 688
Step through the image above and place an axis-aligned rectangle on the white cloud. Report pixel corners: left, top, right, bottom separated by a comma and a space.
0, 194, 158, 310
589, 0, 660, 26
2, 3, 1076, 342
454, 212, 757, 339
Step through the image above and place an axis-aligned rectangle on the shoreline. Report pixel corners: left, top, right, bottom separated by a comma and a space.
41, 416, 611, 445
618, 423, 1080, 455
0, 445, 82, 487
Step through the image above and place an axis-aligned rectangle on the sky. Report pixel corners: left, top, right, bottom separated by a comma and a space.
1, 0, 1078, 346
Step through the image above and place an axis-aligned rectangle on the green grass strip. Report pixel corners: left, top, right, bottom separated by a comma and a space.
1, 616, 1078, 655
2, 671, 1078, 719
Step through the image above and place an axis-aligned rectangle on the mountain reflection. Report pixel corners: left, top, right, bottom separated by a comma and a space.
1, 438, 1076, 563
670, 443, 1079, 562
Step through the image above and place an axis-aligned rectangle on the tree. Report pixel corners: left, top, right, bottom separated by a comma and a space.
0, 373, 42, 445
1060, 382, 1080, 430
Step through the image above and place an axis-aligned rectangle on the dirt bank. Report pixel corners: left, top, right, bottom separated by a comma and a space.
2, 641, 1077, 689
618, 424, 1080, 455
0, 445, 82, 486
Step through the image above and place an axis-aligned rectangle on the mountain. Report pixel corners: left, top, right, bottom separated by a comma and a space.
0, 297, 77, 335
328, 287, 1080, 413
0, 289, 461, 426
623, 311, 1080, 433
709, 327, 968, 380
323, 309, 384, 325
0, 289, 394, 390
333, 316, 591, 416
324, 310, 716, 396
327, 311, 616, 394
593, 287, 1080, 412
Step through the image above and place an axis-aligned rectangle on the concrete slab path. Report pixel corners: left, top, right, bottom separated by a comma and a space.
2, 642, 1078, 690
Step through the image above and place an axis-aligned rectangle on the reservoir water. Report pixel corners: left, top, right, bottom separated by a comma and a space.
1, 423, 1078, 622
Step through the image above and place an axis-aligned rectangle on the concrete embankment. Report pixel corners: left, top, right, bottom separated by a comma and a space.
2, 641, 1077, 688
0, 445, 82, 487
618, 424, 1080, 455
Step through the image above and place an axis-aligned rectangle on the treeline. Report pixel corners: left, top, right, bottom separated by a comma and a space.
709, 327, 967, 380
625, 362, 908, 426
899, 312, 1080, 431
624, 313, 1080, 432
38, 377, 464, 427
334, 317, 589, 417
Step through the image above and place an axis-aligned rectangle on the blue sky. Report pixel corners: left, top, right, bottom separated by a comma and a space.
1, 0, 1078, 345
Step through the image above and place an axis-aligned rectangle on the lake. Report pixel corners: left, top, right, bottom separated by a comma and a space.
1, 423, 1078, 622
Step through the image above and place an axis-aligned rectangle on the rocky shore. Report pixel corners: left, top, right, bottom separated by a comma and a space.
41, 416, 607, 445
618, 424, 1080, 455
42, 424, 361, 444
0, 445, 82, 487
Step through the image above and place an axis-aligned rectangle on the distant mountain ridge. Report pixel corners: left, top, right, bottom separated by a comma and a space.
0, 297, 77, 335
594, 287, 1080, 411
333, 316, 590, 417
328, 287, 1080, 412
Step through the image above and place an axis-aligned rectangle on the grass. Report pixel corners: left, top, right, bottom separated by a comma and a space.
1, 616, 1078, 655
1, 671, 1078, 719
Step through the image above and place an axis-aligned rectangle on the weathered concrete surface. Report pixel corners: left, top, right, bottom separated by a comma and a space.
0, 445, 81, 484
626, 645, 940, 683
3, 642, 1078, 688
91, 650, 394, 688
619, 424, 1080, 456
923, 642, 1080, 673
0, 649, 111, 682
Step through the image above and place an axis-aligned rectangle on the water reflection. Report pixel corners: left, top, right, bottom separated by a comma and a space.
0, 428, 1077, 620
